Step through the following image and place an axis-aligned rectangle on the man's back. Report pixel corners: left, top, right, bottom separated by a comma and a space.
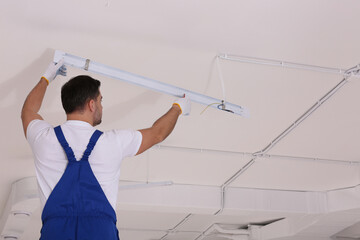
27, 119, 142, 210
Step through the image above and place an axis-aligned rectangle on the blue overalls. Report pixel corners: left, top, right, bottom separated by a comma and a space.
40, 126, 119, 240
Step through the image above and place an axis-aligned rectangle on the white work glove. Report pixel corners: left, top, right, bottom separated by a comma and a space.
173, 94, 191, 116
42, 58, 67, 85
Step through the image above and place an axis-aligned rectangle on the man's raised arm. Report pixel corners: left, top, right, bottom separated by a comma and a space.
21, 59, 66, 137
137, 96, 191, 155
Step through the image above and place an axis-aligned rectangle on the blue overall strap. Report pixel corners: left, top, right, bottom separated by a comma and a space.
54, 126, 76, 162
81, 130, 103, 161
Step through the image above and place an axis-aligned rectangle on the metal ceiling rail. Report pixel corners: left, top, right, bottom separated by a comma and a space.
118, 181, 173, 190
119, 180, 353, 194
119, 226, 203, 239
156, 144, 360, 166
213, 157, 256, 216
53, 50, 249, 117
326, 183, 360, 192
219, 54, 360, 78
159, 214, 194, 240
155, 144, 252, 156
119, 227, 201, 234
253, 75, 351, 156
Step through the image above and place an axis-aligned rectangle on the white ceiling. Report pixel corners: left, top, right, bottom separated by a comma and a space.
1, 0, 360, 239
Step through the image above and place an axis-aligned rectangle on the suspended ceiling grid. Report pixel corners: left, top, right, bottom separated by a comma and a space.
1, 0, 360, 240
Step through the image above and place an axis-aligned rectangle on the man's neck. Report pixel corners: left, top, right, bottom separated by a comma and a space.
66, 113, 93, 126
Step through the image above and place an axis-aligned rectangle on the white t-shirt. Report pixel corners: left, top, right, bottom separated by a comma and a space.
26, 120, 142, 210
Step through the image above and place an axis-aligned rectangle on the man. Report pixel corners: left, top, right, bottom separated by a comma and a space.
21, 59, 190, 240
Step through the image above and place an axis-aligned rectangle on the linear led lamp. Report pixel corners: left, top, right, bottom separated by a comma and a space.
54, 50, 249, 117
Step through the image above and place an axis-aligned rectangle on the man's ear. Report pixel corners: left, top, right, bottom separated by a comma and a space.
88, 99, 95, 112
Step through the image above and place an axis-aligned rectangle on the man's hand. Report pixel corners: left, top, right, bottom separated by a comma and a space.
173, 95, 191, 116
42, 59, 67, 85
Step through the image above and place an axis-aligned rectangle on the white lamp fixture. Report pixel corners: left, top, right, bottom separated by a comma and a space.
54, 50, 249, 117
